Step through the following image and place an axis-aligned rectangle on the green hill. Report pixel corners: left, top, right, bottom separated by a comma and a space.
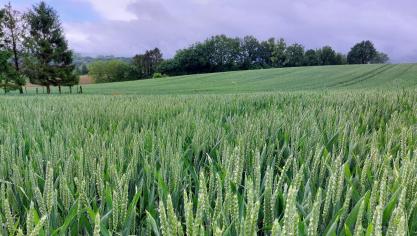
82, 64, 417, 95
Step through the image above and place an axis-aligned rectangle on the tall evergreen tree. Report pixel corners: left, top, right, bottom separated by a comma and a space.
24, 1, 76, 94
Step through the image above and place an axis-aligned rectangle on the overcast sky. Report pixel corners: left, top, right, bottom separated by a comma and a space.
10, 0, 417, 63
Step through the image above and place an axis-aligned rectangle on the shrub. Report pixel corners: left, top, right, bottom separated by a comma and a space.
153, 72, 164, 79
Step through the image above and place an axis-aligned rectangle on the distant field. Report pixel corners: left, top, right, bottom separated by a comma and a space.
12, 64, 417, 95
78, 64, 417, 95
79, 75, 95, 84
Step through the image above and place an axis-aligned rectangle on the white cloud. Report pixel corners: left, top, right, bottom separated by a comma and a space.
65, 24, 90, 44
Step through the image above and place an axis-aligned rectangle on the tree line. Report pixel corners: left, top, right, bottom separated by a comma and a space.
0, 1, 76, 94
89, 35, 389, 83
73, 54, 132, 76
88, 48, 164, 83
157, 35, 389, 76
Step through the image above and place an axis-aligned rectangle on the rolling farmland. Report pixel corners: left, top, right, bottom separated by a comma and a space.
81, 64, 417, 95
0, 65, 416, 235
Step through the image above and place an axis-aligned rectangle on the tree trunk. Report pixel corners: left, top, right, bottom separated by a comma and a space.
46, 85, 51, 94
80, 86, 83, 94
58, 85, 61, 94
4, 80, 8, 94
19, 87, 23, 94
69, 86, 72, 94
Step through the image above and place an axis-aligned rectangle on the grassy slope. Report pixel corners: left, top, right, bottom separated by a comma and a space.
82, 64, 417, 95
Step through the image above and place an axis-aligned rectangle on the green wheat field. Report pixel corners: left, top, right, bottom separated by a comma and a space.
0, 64, 416, 235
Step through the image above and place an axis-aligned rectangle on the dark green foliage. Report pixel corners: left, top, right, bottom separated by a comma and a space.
206, 35, 241, 71
259, 38, 276, 67
304, 49, 319, 66
0, 50, 16, 93
152, 72, 165, 79
371, 52, 390, 64
0, 50, 21, 93
317, 46, 338, 65
157, 58, 181, 76
88, 60, 136, 83
271, 38, 287, 67
166, 41, 214, 75
335, 53, 347, 65
285, 43, 305, 67
132, 48, 163, 79
240, 35, 264, 69
0, 3, 26, 93
73, 54, 131, 75
347, 40, 378, 64
157, 35, 354, 76
24, 1, 76, 93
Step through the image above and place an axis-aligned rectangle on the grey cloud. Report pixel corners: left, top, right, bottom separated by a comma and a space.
65, 0, 417, 62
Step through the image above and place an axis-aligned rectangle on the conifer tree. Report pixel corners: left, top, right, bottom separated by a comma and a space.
24, 1, 76, 94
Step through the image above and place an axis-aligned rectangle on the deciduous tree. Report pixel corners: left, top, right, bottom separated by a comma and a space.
285, 43, 304, 67
132, 48, 163, 79
240, 35, 262, 69
371, 52, 389, 64
271, 38, 287, 67
88, 60, 135, 83
304, 49, 319, 66
317, 46, 338, 65
347, 40, 377, 64
0, 3, 26, 93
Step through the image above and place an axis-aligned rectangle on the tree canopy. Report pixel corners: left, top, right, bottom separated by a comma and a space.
156, 36, 359, 76
285, 43, 305, 67
24, 1, 76, 93
88, 60, 136, 83
0, 4, 26, 93
132, 48, 163, 78
347, 40, 378, 64
304, 49, 319, 66
371, 52, 390, 64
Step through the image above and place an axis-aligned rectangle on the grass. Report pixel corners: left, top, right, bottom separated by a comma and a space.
81, 64, 417, 95
7, 64, 417, 95
0, 64, 416, 235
